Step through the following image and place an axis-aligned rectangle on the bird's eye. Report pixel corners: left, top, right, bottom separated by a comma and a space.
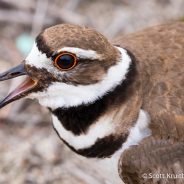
54, 53, 77, 71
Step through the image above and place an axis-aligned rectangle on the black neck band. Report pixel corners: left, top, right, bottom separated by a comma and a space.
51, 49, 137, 135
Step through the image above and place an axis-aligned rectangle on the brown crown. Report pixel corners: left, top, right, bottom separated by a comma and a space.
36, 24, 120, 63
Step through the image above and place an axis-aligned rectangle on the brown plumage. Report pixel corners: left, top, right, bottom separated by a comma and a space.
0, 21, 184, 184
114, 22, 184, 184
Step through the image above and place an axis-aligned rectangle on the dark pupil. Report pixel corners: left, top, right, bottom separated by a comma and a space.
57, 55, 74, 69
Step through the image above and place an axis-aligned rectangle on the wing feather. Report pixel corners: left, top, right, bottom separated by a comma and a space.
119, 136, 184, 184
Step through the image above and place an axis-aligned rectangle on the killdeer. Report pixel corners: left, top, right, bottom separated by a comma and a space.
0, 22, 184, 184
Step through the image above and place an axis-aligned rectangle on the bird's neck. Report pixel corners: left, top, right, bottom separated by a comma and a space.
50, 52, 143, 158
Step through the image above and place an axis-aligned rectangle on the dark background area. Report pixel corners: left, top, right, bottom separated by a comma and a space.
0, 0, 184, 183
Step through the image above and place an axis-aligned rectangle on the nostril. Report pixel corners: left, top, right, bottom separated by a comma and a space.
11, 72, 21, 76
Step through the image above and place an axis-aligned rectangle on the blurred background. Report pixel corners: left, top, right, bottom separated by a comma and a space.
0, 0, 184, 183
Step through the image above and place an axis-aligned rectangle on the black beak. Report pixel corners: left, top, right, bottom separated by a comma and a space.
0, 63, 26, 81
0, 63, 38, 109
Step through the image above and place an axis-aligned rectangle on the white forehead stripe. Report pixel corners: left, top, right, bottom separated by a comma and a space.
26, 43, 102, 69
57, 47, 101, 60
26, 43, 50, 69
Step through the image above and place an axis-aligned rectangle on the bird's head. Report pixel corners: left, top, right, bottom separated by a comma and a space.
0, 24, 131, 110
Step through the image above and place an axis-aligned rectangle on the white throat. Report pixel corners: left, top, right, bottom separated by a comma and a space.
28, 47, 132, 109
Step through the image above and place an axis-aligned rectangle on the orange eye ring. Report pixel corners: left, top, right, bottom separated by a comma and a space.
53, 52, 77, 71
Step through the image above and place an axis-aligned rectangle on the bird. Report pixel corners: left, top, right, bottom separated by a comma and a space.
0, 22, 184, 184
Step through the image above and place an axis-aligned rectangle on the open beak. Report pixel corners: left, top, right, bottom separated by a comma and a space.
0, 63, 38, 109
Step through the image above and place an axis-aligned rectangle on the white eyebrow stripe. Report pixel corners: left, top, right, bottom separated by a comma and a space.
57, 47, 101, 60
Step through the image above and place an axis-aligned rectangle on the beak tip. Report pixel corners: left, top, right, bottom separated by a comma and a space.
0, 63, 27, 109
